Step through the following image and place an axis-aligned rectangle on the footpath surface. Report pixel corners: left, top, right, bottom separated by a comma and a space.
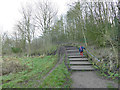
71, 71, 118, 88
65, 46, 118, 88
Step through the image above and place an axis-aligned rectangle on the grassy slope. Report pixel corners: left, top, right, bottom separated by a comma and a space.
2, 55, 58, 88
2, 55, 72, 88
39, 61, 72, 88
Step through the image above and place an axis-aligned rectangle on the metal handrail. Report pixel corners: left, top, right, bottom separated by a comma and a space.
85, 49, 100, 62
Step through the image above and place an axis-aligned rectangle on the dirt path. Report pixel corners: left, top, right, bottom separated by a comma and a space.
71, 71, 118, 88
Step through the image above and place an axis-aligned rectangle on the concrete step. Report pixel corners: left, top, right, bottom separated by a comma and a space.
66, 47, 77, 50
67, 53, 86, 57
67, 50, 78, 51
68, 55, 85, 58
66, 49, 77, 50
69, 58, 88, 61
70, 61, 92, 65
67, 50, 79, 53
70, 66, 95, 71
65, 46, 73, 48
67, 53, 80, 55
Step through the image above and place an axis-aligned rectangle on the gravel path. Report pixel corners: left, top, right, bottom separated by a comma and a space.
71, 71, 118, 88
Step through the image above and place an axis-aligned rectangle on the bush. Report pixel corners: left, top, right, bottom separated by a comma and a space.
2, 57, 27, 75
11, 47, 22, 53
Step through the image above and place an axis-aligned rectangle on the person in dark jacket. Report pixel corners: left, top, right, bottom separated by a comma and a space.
79, 46, 86, 56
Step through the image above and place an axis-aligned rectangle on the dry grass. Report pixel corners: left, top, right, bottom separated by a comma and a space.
86, 45, 118, 72
2, 57, 27, 75
39, 54, 45, 58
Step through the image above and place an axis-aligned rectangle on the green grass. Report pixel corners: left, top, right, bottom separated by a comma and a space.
106, 83, 118, 89
2, 55, 58, 88
39, 61, 72, 88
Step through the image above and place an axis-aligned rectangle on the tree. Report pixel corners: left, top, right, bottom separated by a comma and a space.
118, 1, 120, 23
15, 5, 35, 56
35, 1, 57, 35
34, 1, 58, 53
2, 32, 13, 55
50, 16, 65, 43
14, 21, 26, 52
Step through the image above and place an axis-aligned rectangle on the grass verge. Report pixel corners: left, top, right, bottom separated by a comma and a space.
39, 61, 72, 88
2, 55, 58, 88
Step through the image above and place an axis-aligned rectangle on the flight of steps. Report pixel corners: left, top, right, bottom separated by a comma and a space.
65, 46, 95, 71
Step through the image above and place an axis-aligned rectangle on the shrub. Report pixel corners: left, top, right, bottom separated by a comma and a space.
11, 47, 22, 53
2, 57, 27, 75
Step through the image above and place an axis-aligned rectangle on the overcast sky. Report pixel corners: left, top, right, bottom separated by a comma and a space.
0, 0, 117, 34
0, 0, 78, 34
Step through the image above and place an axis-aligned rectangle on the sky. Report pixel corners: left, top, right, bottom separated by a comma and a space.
0, 0, 77, 34
0, 0, 117, 35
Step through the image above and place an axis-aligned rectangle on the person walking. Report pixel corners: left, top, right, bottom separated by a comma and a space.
79, 46, 86, 56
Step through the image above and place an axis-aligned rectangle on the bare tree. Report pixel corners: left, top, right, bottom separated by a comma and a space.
35, 1, 57, 35
0, 33, 2, 57
15, 21, 26, 52
118, 1, 120, 23
2, 32, 13, 55
15, 5, 35, 56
